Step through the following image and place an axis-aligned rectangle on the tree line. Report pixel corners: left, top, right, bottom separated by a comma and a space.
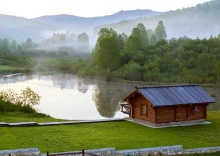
0, 31, 90, 74
83, 21, 220, 84
1, 20, 220, 84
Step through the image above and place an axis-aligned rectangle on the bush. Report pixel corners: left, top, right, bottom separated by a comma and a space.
0, 99, 18, 112
0, 87, 40, 113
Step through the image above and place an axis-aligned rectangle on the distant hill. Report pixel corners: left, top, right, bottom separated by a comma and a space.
1, 0, 220, 43
32, 10, 161, 34
94, 0, 220, 39
0, 14, 51, 42
0, 10, 161, 42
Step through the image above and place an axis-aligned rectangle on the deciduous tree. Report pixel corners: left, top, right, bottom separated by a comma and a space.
137, 23, 149, 45
154, 21, 167, 41
77, 32, 89, 52
92, 28, 120, 72
124, 28, 141, 53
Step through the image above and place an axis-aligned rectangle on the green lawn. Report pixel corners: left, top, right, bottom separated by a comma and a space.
0, 111, 220, 154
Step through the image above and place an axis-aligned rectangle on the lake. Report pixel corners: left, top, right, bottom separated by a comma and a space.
0, 74, 219, 120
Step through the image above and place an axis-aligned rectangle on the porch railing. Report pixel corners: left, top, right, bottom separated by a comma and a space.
120, 102, 131, 116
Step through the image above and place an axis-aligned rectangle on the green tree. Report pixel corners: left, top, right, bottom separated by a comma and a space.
2, 38, 9, 52
215, 61, 220, 84
154, 21, 167, 41
124, 28, 141, 53
117, 34, 125, 51
218, 34, 220, 39
121, 32, 128, 43
23, 38, 33, 52
77, 32, 89, 52
146, 29, 154, 39
149, 33, 157, 45
123, 60, 143, 81
77, 33, 89, 43
92, 28, 120, 72
24, 38, 33, 48
10, 40, 17, 53
143, 59, 162, 82
137, 23, 149, 45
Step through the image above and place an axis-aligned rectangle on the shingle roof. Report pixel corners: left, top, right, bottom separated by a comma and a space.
125, 85, 215, 107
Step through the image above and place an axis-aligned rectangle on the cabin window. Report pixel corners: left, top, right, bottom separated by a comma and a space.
193, 105, 199, 112
141, 104, 147, 116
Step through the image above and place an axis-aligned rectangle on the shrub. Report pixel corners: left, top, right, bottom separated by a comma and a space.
0, 87, 40, 113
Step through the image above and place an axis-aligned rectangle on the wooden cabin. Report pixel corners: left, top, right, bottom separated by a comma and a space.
121, 85, 215, 125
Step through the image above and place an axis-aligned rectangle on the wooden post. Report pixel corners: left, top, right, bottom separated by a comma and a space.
154, 107, 156, 124
82, 149, 85, 156
46, 151, 49, 156
175, 106, 177, 122
204, 104, 207, 119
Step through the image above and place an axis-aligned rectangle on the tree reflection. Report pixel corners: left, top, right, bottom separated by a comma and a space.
77, 78, 89, 94
51, 74, 77, 89
92, 79, 132, 118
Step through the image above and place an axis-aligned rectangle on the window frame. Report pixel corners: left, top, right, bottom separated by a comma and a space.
141, 104, 147, 116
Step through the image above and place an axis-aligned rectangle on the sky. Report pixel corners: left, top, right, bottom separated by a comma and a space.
0, 0, 211, 19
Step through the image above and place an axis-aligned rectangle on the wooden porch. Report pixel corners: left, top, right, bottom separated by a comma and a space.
119, 102, 131, 116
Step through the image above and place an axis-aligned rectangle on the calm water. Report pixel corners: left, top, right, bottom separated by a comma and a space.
0, 74, 219, 120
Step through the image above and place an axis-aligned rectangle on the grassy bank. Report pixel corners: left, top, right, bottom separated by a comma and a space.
0, 111, 220, 154
0, 65, 28, 74
0, 112, 64, 123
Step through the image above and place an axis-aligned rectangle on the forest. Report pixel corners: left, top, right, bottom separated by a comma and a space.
0, 21, 220, 84
89, 21, 220, 84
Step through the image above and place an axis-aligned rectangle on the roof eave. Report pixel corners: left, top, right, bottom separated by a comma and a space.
123, 89, 138, 101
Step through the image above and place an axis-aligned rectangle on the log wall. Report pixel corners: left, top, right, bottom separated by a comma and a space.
128, 93, 208, 124
128, 93, 155, 123
154, 104, 207, 124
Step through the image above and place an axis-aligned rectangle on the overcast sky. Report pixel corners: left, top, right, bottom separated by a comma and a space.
0, 0, 211, 19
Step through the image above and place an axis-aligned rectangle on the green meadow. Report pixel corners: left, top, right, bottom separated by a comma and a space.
0, 111, 220, 155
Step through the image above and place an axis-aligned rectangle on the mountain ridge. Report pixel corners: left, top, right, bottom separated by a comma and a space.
32, 9, 161, 34
0, 0, 220, 42
0, 9, 161, 42
94, 0, 220, 38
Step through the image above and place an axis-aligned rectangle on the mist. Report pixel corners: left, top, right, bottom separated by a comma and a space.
94, 1, 220, 39
35, 31, 98, 54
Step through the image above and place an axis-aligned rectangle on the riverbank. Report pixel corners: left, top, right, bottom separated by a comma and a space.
2, 71, 220, 87
0, 65, 29, 74
0, 112, 65, 123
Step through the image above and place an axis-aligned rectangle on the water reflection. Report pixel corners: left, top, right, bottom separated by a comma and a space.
77, 78, 89, 94
92, 80, 134, 118
0, 74, 130, 120
0, 74, 219, 120
93, 81, 120, 118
